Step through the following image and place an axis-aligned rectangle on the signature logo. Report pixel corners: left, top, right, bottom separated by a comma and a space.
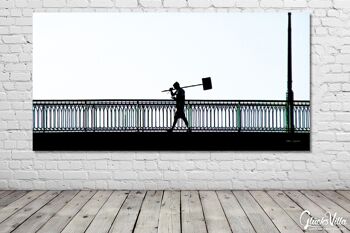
300, 210, 347, 230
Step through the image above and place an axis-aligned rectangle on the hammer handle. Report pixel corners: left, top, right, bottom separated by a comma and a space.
161, 83, 202, 92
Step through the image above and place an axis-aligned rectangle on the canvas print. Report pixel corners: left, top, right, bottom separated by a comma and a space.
33, 12, 310, 151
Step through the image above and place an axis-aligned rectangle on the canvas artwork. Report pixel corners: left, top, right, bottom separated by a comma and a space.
33, 12, 310, 151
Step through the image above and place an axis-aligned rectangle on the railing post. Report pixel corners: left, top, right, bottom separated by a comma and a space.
237, 102, 241, 132
137, 101, 140, 132
285, 99, 294, 133
92, 104, 96, 132
43, 105, 46, 133
83, 101, 87, 132
33, 105, 35, 131
188, 101, 192, 129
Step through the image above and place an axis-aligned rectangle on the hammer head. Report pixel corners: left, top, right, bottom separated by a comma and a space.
202, 77, 212, 90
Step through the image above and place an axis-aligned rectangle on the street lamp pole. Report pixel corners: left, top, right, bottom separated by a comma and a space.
286, 12, 294, 133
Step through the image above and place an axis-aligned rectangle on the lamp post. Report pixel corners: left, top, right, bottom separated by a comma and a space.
286, 12, 294, 133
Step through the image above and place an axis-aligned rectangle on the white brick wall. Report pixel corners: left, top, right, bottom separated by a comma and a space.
0, 0, 349, 190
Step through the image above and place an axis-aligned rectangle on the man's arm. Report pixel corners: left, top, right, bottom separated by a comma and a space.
169, 88, 177, 99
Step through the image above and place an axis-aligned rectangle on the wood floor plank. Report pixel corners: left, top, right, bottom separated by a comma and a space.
158, 190, 181, 233
12, 191, 78, 233
0, 191, 61, 233
0, 191, 27, 209
285, 191, 343, 233
233, 191, 279, 233
217, 191, 255, 233
85, 191, 129, 233
0, 191, 14, 199
109, 191, 146, 233
200, 191, 231, 233
181, 191, 207, 233
250, 191, 303, 233
301, 191, 350, 231
61, 191, 112, 233
321, 191, 350, 213
337, 191, 350, 201
267, 191, 327, 233
37, 190, 96, 233
0, 190, 45, 224
133, 191, 163, 233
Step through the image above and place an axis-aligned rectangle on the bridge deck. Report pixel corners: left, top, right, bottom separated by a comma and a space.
0, 190, 349, 233
33, 132, 310, 151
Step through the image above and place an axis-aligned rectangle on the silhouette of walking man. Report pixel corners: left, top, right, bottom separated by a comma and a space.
167, 82, 191, 132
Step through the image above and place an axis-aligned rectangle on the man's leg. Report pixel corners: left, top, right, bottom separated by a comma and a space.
168, 114, 179, 132
172, 116, 179, 129
182, 116, 189, 127
180, 114, 191, 132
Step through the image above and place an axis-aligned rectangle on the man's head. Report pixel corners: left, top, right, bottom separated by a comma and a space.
173, 82, 180, 90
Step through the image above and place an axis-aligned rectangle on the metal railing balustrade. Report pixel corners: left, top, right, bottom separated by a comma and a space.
33, 99, 310, 133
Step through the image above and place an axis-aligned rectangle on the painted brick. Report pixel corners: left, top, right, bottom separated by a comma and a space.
188, 0, 212, 7
114, 171, 137, 180
236, 0, 259, 7
116, 0, 138, 7
14, 171, 38, 179
2, 35, 25, 43
308, 0, 332, 8
0, 0, 15, 8
283, 0, 307, 7
43, 0, 66, 7
89, 171, 112, 179
15, 0, 28, 8
336, 54, 350, 63
90, 0, 114, 7
334, 0, 350, 9
63, 171, 88, 179
260, 0, 283, 7
139, 0, 162, 7
212, 0, 235, 7
67, 0, 89, 7
0, 0, 349, 191
38, 171, 63, 179
163, 0, 187, 7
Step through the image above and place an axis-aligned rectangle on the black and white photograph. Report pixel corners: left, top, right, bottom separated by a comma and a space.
33, 12, 310, 150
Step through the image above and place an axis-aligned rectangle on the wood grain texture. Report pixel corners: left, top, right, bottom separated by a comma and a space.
267, 191, 327, 233
233, 191, 279, 233
0, 191, 61, 233
320, 190, 350, 212
12, 191, 78, 233
133, 191, 163, 233
0, 191, 45, 224
0, 191, 14, 199
200, 191, 231, 233
250, 191, 303, 233
85, 191, 128, 233
217, 191, 255, 233
158, 190, 181, 233
37, 190, 96, 233
61, 191, 112, 233
0, 191, 27, 209
0, 190, 348, 233
109, 191, 146, 233
285, 191, 343, 233
337, 191, 350, 201
181, 191, 207, 233
301, 191, 350, 231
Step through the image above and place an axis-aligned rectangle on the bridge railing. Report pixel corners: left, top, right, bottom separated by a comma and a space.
33, 99, 310, 132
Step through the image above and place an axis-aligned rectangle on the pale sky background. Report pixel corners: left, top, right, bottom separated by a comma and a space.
33, 12, 310, 100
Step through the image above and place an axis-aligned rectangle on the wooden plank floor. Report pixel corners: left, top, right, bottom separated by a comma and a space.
0, 190, 349, 233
